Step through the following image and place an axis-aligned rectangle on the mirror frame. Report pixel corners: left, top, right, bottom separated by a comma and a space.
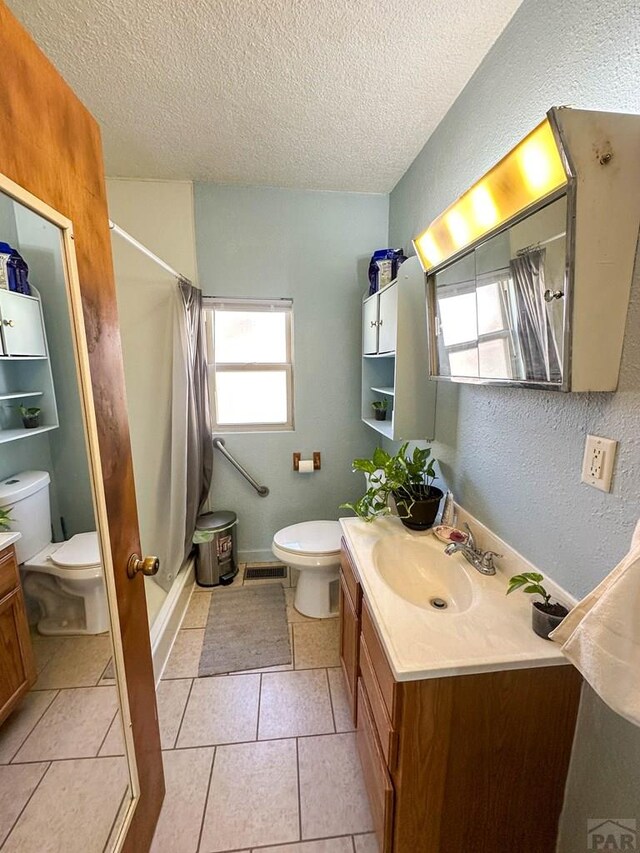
0, 171, 140, 847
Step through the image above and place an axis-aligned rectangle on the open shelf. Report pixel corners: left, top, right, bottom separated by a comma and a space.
370, 386, 394, 396
0, 391, 44, 402
362, 417, 393, 438
0, 424, 58, 443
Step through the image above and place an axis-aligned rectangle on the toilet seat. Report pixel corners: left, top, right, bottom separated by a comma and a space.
24, 531, 102, 581
273, 521, 341, 557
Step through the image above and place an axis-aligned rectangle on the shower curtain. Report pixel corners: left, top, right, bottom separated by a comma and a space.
510, 248, 561, 383
163, 280, 213, 592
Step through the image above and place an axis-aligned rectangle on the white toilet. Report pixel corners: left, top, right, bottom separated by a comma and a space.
272, 520, 341, 619
0, 471, 109, 636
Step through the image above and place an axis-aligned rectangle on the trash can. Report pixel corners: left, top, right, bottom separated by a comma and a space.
193, 510, 238, 587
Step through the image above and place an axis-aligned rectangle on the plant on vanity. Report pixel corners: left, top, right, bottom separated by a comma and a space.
341, 442, 444, 530
507, 572, 570, 640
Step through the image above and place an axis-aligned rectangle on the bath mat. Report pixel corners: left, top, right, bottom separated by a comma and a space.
198, 584, 291, 677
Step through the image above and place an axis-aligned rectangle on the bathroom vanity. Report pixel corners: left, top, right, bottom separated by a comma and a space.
0, 537, 36, 724
339, 516, 582, 853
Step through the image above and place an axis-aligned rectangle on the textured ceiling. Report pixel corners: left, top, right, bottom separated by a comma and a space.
8, 0, 523, 192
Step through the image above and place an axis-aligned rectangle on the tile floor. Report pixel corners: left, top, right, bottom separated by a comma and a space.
0, 566, 378, 853
0, 630, 130, 852
151, 565, 379, 853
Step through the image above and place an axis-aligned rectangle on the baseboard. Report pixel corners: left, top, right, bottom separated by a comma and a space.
150, 557, 195, 685
239, 548, 277, 564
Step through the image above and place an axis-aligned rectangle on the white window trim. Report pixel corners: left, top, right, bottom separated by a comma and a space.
204, 297, 295, 432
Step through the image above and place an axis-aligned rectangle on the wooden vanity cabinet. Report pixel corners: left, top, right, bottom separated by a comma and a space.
0, 544, 36, 725
339, 539, 362, 724
339, 543, 583, 853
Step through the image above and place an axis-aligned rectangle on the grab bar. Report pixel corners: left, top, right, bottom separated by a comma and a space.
213, 436, 270, 497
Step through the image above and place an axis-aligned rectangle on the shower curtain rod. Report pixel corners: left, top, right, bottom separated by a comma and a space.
109, 220, 189, 282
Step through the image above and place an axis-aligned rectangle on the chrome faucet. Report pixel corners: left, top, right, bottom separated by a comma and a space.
444, 523, 502, 576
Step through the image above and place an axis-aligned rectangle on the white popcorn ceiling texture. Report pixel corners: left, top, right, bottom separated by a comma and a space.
8, 0, 522, 191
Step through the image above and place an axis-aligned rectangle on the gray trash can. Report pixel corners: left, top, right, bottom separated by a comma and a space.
193, 510, 238, 587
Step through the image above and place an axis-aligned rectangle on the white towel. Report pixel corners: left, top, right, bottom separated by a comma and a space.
550, 519, 640, 727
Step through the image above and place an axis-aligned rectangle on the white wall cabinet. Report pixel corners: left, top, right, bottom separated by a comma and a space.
0, 288, 58, 442
361, 257, 436, 440
0, 291, 47, 357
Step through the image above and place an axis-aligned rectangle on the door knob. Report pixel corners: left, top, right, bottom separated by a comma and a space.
127, 554, 160, 579
3, 319, 15, 327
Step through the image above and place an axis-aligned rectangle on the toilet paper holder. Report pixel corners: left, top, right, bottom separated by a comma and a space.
293, 452, 321, 471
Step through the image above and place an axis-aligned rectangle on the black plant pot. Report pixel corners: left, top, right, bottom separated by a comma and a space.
22, 415, 40, 429
373, 409, 387, 421
532, 601, 569, 640
393, 486, 444, 531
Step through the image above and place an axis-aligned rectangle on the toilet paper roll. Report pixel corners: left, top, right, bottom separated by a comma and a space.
298, 459, 315, 473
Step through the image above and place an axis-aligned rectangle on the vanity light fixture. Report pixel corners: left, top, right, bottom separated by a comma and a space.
414, 118, 567, 271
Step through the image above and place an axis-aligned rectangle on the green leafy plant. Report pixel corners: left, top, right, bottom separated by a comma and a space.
0, 507, 13, 531
18, 404, 41, 418
371, 400, 388, 411
506, 572, 552, 606
340, 442, 438, 522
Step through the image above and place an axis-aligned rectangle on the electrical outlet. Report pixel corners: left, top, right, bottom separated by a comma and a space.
581, 435, 617, 492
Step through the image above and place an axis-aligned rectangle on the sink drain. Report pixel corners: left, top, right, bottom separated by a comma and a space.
430, 597, 448, 610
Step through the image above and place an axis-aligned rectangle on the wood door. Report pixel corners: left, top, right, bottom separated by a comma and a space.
0, 5, 164, 850
339, 575, 359, 724
0, 584, 37, 724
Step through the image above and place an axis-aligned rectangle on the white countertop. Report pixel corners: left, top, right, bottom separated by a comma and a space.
0, 531, 21, 550
340, 511, 573, 682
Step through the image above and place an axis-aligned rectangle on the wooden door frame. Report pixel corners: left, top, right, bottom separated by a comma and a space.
0, 3, 165, 849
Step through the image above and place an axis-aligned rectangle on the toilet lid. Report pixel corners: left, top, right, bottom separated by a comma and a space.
273, 521, 341, 556
51, 532, 101, 569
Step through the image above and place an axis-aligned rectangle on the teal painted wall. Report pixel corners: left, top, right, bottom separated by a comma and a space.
387, 0, 640, 846
195, 185, 387, 559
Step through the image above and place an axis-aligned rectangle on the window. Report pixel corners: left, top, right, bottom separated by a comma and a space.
436, 270, 516, 379
204, 298, 294, 431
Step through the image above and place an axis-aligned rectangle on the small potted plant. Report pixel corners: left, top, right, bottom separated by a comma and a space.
0, 507, 13, 531
371, 400, 388, 421
18, 404, 41, 429
507, 572, 569, 640
340, 442, 443, 530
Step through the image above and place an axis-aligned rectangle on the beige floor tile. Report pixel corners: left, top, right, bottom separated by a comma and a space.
176, 674, 260, 747
199, 739, 299, 851
98, 711, 126, 757
298, 733, 373, 839
0, 690, 57, 763
260, 840, 353, 853
0, 763, 49, 845
327, 668, 355, 733
150, 747, 214, 853
14, 687, 119, 762
29, 633, 64, 674
157, 679, 193, 749
354, 833, 380, 853
259, 670, 334, 740
181, 592, 211, 629
33, 634, 113, 689
284, 587, 314, 624
163, 629, 204, 679
2, 756, 129, 853
293, 620, 340, 669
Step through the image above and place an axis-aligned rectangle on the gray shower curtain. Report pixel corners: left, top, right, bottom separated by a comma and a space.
178, 280, 213, 559
510, 249, 561, 382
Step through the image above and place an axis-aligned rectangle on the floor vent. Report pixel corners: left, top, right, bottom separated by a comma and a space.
244, 564, 288, 581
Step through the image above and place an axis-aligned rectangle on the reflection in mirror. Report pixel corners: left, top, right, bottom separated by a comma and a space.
432, 196, 567, 385
0, 188, 134, 851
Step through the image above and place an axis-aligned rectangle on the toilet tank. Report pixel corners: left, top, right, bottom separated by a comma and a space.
0, 471, 51, 564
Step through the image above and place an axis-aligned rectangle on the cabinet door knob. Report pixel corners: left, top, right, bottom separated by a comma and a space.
378, 319, 383, 326
127, 554, 160, 579
3, 319, 15, 327
370, 320, 377, 327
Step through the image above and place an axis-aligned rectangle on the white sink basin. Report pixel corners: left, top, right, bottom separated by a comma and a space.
372, 534, 474, 613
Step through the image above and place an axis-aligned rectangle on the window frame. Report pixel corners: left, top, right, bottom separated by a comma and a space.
203, 297, 295, 433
